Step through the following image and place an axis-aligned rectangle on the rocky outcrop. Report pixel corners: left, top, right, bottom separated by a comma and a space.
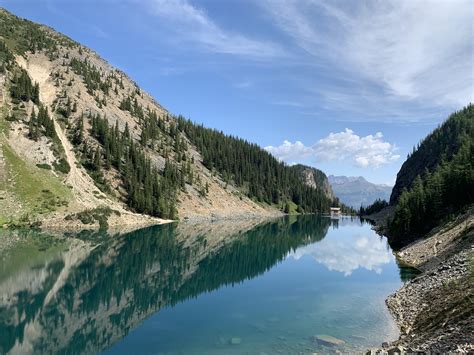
386, 249, 473, 353
291, 164, 334, 200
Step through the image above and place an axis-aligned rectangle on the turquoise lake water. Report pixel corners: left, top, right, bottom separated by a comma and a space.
0, 216, 416, 354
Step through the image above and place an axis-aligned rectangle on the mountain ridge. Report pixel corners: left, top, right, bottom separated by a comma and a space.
0, 8, 338, 228
328, 174, 392, 208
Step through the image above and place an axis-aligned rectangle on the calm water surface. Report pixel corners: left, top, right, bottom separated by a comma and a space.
0, 216, 415, 354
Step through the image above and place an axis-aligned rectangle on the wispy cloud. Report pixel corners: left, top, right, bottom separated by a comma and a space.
265, 129, 400, 168
233, 79, 253, 89
261, 0, 474, 122
143, 0, 284, 60
90, 24, 109, 39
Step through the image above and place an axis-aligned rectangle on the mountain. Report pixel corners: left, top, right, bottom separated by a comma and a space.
0, 8, 337, 228
390, 105, 474, 205
386, 105, 473, 248
327, 175, 392, 208
290, 164, 334, 200
365, 106, 473, 352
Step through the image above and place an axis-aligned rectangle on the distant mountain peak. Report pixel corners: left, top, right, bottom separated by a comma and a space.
328, 175, 392, 208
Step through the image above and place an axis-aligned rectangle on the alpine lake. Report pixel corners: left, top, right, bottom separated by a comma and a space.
0, 216, 418, 354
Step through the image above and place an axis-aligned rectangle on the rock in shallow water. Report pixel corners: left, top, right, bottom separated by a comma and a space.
311, 334, 345, 346
230, 337, 242, 345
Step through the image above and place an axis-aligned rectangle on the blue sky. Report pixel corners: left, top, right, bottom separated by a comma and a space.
2, 0, 473, 184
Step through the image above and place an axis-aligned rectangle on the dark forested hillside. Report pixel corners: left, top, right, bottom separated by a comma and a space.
388, 105, 474, 248
390, 105, 474, 204
176, 117, 337, 214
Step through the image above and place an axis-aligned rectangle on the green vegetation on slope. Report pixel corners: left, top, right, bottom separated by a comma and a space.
176, 116, 337, 213
388, 105, 474, 248
1, 33, 70, 174
390, 104, 474, 204
0, 7, 342, 219
71, 113, 183, 219
0, 8, 76, 57
359, 199, 389, 216
9, 67, 39, 104
0, 143, 71, 224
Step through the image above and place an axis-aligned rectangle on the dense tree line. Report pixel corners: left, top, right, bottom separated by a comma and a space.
9, 68, 39, 104
69, 58, 112, 96
176, 116, 336, 213
0, 40, 14, 73
0, 9, 77, 57
28, 106, 56, 141
388, 105, 473, 247
391, 104, 474, 204
359, 199, 389, 216
73, 113, 181, 219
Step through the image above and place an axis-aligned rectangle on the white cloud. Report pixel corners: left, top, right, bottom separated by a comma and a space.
291, 230, 393, 276
261, 0, 474, 121
265, 129, 400, 168
314, 129, 400, 167
143, 0, 283, 60
265, 140, 312, 163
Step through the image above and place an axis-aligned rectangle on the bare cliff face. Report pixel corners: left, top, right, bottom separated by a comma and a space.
291, 164, 334, 200
0, 8, 279, 227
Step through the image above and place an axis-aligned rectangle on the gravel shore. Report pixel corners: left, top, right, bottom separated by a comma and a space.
367, 208, 474, 354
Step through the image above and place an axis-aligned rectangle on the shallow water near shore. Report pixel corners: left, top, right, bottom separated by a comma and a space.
0, 216, 416, 354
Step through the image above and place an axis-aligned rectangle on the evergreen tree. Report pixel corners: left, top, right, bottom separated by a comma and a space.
389, 105, 474, 245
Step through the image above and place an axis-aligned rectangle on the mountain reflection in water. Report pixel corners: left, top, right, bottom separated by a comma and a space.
0, 216, 412, 354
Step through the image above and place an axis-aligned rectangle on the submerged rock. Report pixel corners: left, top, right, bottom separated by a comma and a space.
216, 336, 227, 345
229, 337, 242, 345
311, 334, 345, 346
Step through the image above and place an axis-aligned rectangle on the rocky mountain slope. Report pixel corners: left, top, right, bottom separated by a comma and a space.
328, 175, 392, 208
290, 164, 334, 200
0, 8, 337, 228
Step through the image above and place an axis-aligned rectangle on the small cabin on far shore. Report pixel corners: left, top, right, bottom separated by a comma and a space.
330, 207, 341, 217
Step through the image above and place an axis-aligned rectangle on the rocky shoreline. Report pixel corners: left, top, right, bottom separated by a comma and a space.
367, 208, 473, 354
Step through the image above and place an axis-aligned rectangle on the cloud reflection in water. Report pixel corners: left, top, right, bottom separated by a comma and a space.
290, 229, 393, 276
